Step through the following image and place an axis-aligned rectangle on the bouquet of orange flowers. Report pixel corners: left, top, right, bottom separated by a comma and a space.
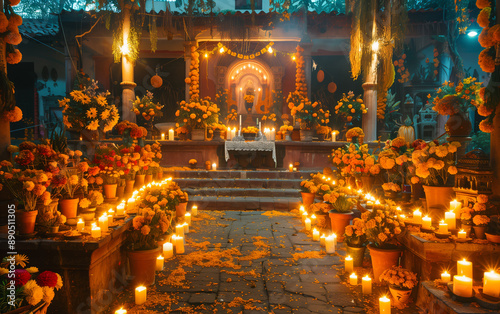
176, 97, 220, 129
287, 91, 329, 130
133, 91, 164, 121
410, 141, 460, 186
335, 92, 367, 123
344, 218, 367, 247
431, 77, 482, 116
361, 206, 406, 248
300, 179, 318, 194
379, 266, 418, 290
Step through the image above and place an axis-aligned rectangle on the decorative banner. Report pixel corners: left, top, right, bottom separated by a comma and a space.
328, 82, 337, 94
217, 42, 274, 59
317, 70, 324, 83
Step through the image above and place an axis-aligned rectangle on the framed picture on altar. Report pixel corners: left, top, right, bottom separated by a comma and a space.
235, 0, 262, 10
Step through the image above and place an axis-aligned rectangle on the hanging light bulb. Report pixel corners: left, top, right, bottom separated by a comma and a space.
292, 54, 296, 61
204, 53, 208, 58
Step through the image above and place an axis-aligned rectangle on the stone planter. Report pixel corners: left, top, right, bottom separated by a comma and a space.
368, 244, 403, 282
191, 128, 205, 141
328, 210, 353, 242
300, 129, 313, 142
127, 246, 162, 286
59, 198, 79, 219
16, 210, 38, 235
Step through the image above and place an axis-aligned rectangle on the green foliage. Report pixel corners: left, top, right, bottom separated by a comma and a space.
469, 131, 490, 154
332, 195, 355, 213
50, 125, 68, 153
383, 91, 401, 133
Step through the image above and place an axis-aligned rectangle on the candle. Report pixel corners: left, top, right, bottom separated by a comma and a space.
349, 273, 358, 285
320, 234, 326, 246
116, 203, 125, 216
169, 129, 174, 141
77, 219, 84, 232
99, 214, 108, 232
302, 211, 308, 223
362, 275, 372, 294
293, 167, 297, 172
176, 224, 185, 238
441, 271, 451, 283
325, 234, 336, 254
345, 255, 354, 274
185, 213, 192, 226
457, 259, 473, 278
438, 220, 448, 234
239, 115, 242, 128
161, 133, 165, 140
156, 255, 164, 271
289, 163, 294, 172
413, 209, 422, 224
271, 128, 275, 141
312, 228, 320, 241
135, 286, 147, 305
331, 131, 337, 142
310, 214, 317, 224
192, 205, 198, 216
379, 296, 391, 314
422, 216, 432, 229
457, 229, 467, 239
453, 275, 473, 298
450, 199, 461, 212
299, 205, 305, 213
163, 242, 173, 259
445, 211, 456, 230
483, 270, 500, 298
259, 121, 261, 131
183, 222, 189, 233
232, 127, 237, 140
174, 235, 185, 254
91, 223, 101, 238
212, 163, 217, 171
115, 308, 127, 314
305, 218, 311, 231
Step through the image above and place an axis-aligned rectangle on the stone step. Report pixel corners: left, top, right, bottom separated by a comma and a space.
163, 170, 313, 180
173, 178, 303, 189
188, 196, 302, 211
184, 187, 299, 198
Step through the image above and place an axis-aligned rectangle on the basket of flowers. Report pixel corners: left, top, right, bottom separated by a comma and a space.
242, 126, 259, 141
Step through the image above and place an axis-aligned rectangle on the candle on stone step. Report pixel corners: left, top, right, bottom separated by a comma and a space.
77, 219, 84, 232
299, 205, 305, 213
310, 214, 317, 224
305, 218, 311, 231
362, 275, 372, 294
453, 275, 473, 298
457, 259, 473, 278
413, 209, 422, 224
422, 216, 432, 229
458, 229, 467, 239
115, 308, 127, 314
116, 203, 125, 216
312, 228, 320, 241
320, 234, 326, 246
185, 213, 192, 226
173, 235, 185, 254
191, 205, 198, 216
293, 167, 297, 172
438, 220, 448, 234
289, 163, 294, 172
135, 286, 147, 305
345, 255, 354, 274
91, 223, 101, 238
169, 129, 174, 141
99, 214, 108, 232
183, 222, 189, 233
441, 271, 450, 283
445, 210, 456, 230
176, 224, 185, 237
163, 242, 173, 259
450, 199, 461, 212
332, 131, 337, 142
161, 133, 165, 140
483, 270, 500, 298
325, 234, 336, 254
302, 211, 308, 223
212, 163, 217, 171
156, 255, 164, 271
349, 273, 358, 285
379, 295, 391, 314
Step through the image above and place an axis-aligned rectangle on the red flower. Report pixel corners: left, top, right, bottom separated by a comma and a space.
120, 148, 130, 154
36, 271, 58, 288
51, 174, 67, 188
19, 141, 37, 151
15, 150, 35, 166
37, 144, 53, 157
143, 166, 149, 171
12, 269, 31, 286
412, 139, 427, 150
116, 161, 123, 167
124, 169, 130, 174
134, 145, 141, 152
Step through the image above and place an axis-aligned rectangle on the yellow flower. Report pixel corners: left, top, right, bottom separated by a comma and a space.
87, 120, 99, 130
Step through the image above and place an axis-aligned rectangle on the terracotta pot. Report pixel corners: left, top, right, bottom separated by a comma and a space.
178, 133, 188, 141
300, 129, 313, 142
389, 285, 413, 306
59, 198, 79, 219
368, 244, 403, 282
473, 226, 487, 239
346, 245, 366, 267
485, 233, 500, 244
16, 210, 38, 235
36, 199, 59, 226
125, 180, 135, 195
191, 128, 205, 141
314, 212, 331, 230
423, 185, 454, 220
328, 210, 353, 242
445, 112, 472, 137
176, 202, 187, 217
411, 183, 425, 199
103, 184, 118, 199
301, 192, 315, 207
116, 185, 125, 199
127, 246, 161, 286
135, 174, 146, 188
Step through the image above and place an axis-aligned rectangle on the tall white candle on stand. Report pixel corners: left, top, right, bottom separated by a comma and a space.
135, 286, 147, 305
259, 122, 261, 131
445, 211, 456, 230
271, 128, 276, 141
169, 129, 174, 141
212, 163, 217, 171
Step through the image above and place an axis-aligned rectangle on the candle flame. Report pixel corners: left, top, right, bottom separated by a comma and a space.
136, 286, 146, 292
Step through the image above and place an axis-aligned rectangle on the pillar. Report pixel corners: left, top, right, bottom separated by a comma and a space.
120, 4, 136, 123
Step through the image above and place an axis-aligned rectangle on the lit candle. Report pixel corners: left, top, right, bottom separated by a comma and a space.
310, 214, 317, 224
349, 273, 358, 285
422, 216, 432, 229
320, 234, 326, 247
91, 223, 101, 238
156, 255, 164, 271
325, 234, 336, 254
450, 199, 461, 212
175, 224, 185, 238
483, 270, 500, 298
135, 286, 147, 305
289, 163, 293, 172
441, 271, 451, 283
345, 255, 354, 274
115, 308, 127, 314
457, 259, 473, 278
185, 213, 192, 226
271, 128, 275, 141
299, 205, 305, 213
163, 242, 173, 259
445, 211, 456, 230
379, 295, 391, 314
161, 133, 165, 140
302, 211, 308, 223
453, 275, 473, 298
312, 228, 320, 241
362, 275, 372, 294
293, 167, 297, 172
99, 214, 108, 232
331, 131, 337, 142
305, 218, 311, 231
77, 219, 84, 232
413, 209, 422, 224
457, 229, 467, 239
438, 220, 448, 234
191, 205, 198, 216
212, 163, 217, 171
116, 203, 125, 216
174, 235, 185, 254
183, 222, 189, 233
169, 129, 174, 141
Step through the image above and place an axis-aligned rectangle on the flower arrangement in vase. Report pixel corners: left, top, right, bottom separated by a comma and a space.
226, 109, 238, 127
344, 218, 367, 248
345, 127, 365, 143
287, 91, 329, 131
116, 121, 147, 146
362, 205, 406, 249
175, 97, 220, 130
132, 91, 164, 123
335, 92, 367, 125
380, 266, 418, 305
471, 194, 491, 239
410, 141, 460, 187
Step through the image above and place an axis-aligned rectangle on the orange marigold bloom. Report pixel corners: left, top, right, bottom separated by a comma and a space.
479, 119, 494, 133
478, 48, 496, 73
477, 7, 491, 28
478, 105, 494, 117
479, 27, 495, 48
476, 0, 491, 10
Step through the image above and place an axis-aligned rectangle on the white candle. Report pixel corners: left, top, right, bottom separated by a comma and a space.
156, 255, 164, 271
438, 220, 448, 234
185, 213, 192, 226
239, 115, 242, 129
379, 296, 391, 314
305, 218, 311, 231
441, 271, 451, 283
302, 212, 308, 223
259, 121, 261, 131
232, 127, 237, 140
183, 222, 189, 233
191, 205, 198, 216
163, 242, 173, 259
349, 273, 358, 285
458, 229, 467, 239
422, 216, 432, 229
289, 163, 294, 172
77, 219, 84, 232
453, 275, 473, 298
135, 286, 147, 305
115, 308, 127, 314
161, 133, 165, 140
310, 214, 317, 224
169, 129, 174, 141
320, 234, 326, 246
450, 199, 461, 212
457, 259, 473, 278
212, 163, 217, 171
174, 235, 185, 254
312, 228, 320, 241
176, 224, 185, 237
483, 270, 500, 298
299, 205, 305, 213
116, 203, 125, 216
345, 255, 354, 274
91, 223, 101, 238
445, 211, 456, 230
362, 275, 372, 294
271, 128, 275, 141
332, 131, 337, 142
413, 209, 422, 224
325, 234, 336, 254
99, 215, 108, 232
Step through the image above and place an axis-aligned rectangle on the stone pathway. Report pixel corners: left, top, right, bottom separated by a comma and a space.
106, 211, 421, 313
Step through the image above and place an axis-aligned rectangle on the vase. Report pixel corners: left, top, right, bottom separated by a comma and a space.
473, 226, 487, 239
300, 130, 313, 142
135, 174, 146, 188
389, 285, 413, 306
360, 176, 375, 192
368, 244, 403, 282
36, 199, 59, 227
145, 174, 153, 184
445, 112, 472, 137
191, 128, 205, 141
284, 131, 293, 141
16, 210, 38, 235
156, 171, 163, 181
127, 246, 161, 286
50, 225, 59, 233
317, 133, 326, 141
328, 210, 353, 242
189, 163, 197, 169
314, 212, 331, 230
423, 185, 454, 219
212, 129, 223, 141
346, 245, 366, 267
301, 192, 315, 207
179, 133, 188, 141
59, 198, 79, 219
103, 184, 118, 199
125, 180, 135, 195
116, 185, 125, 199
176, 202, 187, 217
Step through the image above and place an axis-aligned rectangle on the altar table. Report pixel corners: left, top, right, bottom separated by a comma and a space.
225, 141, 277, 167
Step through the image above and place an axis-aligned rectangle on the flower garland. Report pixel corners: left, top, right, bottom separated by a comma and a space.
294, 45, 307, 98
217, 42, 274, 59
185, 46, 200, 101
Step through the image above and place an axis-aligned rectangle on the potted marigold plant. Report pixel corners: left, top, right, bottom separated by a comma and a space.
132, 91, 164, 138
189, 159, 198, 169
300, 179, 318, 207
471, 194, 490, 239
335, 92, 367, 129
327, 192, 356, 241
344, 218, 367, 267
287, 91, 329, 141
309, 202, 331, 230
175, 97, 220, 141
78, 190, 104, 224
380, 266, 418, 306
93, 144, 121, 199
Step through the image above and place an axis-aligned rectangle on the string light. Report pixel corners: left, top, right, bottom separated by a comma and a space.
372, 41, 379, 52
292, 55, 296, 61
204, 53, 208, 58
219, 47, 224, 53
268, 46, 273, 54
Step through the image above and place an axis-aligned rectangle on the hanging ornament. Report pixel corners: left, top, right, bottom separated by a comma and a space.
312, 60, 317, 70
151, 75, 163, 88
328, 82, 337, 94
317, 70, 324, 83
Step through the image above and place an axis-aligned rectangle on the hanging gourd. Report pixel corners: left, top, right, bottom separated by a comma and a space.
317, 70, 324, 83
151, 75, 163, 88
328, 82, 337, 94
398, 116, 415, 144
